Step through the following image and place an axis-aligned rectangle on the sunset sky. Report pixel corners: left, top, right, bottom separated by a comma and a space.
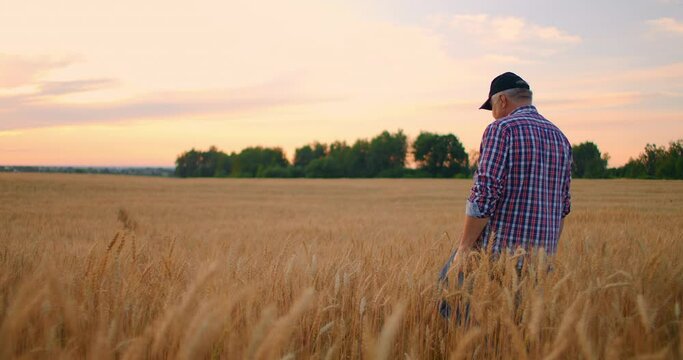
1, 0, 682, 167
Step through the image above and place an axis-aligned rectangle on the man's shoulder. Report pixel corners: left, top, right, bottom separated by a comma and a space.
496, 107, 565, 135
485, 115, 524, 137
496, 106, 542, 124
489, 107, 571, 148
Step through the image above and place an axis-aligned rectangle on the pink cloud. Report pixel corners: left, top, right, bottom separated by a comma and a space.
0, 84, 339, 131
647, 17, 683, 35
450, 14, 581, 45
0, 54, 75, 88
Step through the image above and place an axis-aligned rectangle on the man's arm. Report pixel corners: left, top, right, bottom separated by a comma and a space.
449, 215, 488, 273
559, 145, 571, 239
459, 122, 508, 257
457, 216, 489, 254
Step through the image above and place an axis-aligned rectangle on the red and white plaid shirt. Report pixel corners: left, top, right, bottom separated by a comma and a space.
467, 105, 572, 254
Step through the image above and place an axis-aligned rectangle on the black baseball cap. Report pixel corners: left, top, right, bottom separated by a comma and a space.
479, 72, 530, 110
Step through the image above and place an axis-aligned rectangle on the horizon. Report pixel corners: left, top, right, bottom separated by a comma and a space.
0, 133, 677, 169
1, 0, 682, 168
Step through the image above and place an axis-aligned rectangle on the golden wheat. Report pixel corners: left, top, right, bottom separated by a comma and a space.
0, 173, 682, 359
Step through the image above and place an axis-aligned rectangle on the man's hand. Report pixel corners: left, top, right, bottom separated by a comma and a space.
448, 250, 467, 277
446, 215, 489, 277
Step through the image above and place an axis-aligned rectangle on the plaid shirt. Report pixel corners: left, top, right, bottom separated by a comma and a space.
467, 105, 572, 254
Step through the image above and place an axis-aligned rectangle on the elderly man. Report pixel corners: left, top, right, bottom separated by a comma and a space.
439, 72, 571, 320
442, 72, 572, 286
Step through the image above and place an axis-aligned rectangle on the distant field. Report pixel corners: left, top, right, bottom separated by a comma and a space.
1, 173, 682, 359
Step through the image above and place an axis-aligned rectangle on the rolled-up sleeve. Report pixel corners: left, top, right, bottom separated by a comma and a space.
562, 151, 572, 218
467, 123, 509, 218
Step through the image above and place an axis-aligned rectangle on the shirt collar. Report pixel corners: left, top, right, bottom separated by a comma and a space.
509, 105, 537, 116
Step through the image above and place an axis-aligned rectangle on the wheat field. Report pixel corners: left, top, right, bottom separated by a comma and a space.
0, 173, 681, 359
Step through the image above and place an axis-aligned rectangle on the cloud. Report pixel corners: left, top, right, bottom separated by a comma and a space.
0, 54, 75, 88
450, 14, 581, 45
567, 62, 683, 89
647, 17, 683, 35
0, 1, 497, 133
537, 89, 683, 125
39, 79, 117, 96
539, 91, 643, 111
0, 0, 480, 99
0, 84, 338, 131
0, 52, 342, 131
427, 13, 581, 60
0, 77, 117, 108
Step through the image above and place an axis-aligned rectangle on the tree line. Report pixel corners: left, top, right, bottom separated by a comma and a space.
573, 139, 683, 179
175, 130, 470, 178
176, 132, 683, 180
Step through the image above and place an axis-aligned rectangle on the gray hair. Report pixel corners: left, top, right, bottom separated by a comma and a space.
491, 88, 533, 105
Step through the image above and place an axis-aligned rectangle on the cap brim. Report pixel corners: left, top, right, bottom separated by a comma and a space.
479, 98, 492, 110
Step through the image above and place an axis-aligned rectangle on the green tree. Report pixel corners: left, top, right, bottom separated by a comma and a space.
349, 139, 371, 177
413, 132, 469, 177
302, 140, 377, 178
198, 146, 222, 177
233, 147, 289, 177
305, 157, 343, 178
175, 148, 201, 178
571, 142, 608, 178
214, 152, 235, 177
610, 140, 683, 179
659, 140, 683, 179
294, 145, 314, 168
641, 143, 666, 178
294, 142, 327, 168
175, 146, 228, 178
367, 130, 407, 177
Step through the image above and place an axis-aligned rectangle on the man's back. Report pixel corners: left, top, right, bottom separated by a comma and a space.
467, 105, 572, 254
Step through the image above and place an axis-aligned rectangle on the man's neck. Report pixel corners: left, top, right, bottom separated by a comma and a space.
508, 103, 534, 115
